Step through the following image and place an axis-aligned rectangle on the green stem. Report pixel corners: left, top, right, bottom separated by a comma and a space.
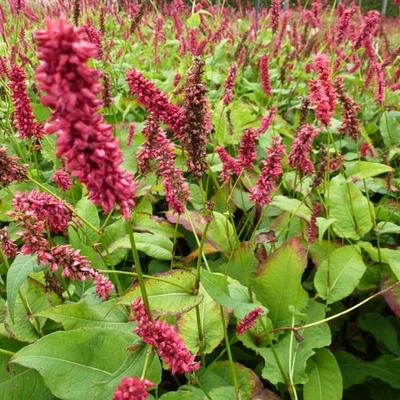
195, 304, 206, 367
126, 220, 152, 318
220, 306, 240, 400
0, 348, 15, 357
140, 345, 153, 380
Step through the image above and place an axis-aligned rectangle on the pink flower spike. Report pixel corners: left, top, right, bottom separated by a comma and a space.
113, 376, 154, 400
237, 307, 264, 335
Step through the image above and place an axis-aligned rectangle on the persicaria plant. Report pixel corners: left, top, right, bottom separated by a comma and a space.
0, 1, 399, 399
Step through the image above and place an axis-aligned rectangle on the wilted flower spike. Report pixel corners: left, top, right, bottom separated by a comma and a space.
35, 18, 137, 220
250, 136, 285, 207
237, 307, 264, 335
113, 376, 154, 400
223, 64, 237, 105
0, 228, 17, 259
131, 297, 200, 374
308, 203, 320, 243
0, 147, 27, 187
288, 125, 318, 175
181, 58, 209, 179
259, 55, 272, 96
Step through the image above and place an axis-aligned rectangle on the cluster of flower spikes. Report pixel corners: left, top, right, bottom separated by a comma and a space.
250, 135, 285, 207
308, 54, 336, 126
113, 376, 154, 400
131, 297, 200, 375
126, 67, 184, 135
180, 58, 210, 179
0, 147, 27, 187
217, 108, 277, 182
136, 116, 189, 214
9, 63, 44, 139
288, 124, 319, 176
10, 190, 113, 300
334, 3, 357, 45
236, 307, 264, 335
34, 18, 137, 220
335, 76, 361, 140
352, 10, 380, 51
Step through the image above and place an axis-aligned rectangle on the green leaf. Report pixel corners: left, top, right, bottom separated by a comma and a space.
36, 300, 132, 333
199, 361, 277, 399
345, 161, 393, 180
253, 237, 308, 327
358, 313, 399, 355
187, 12, 200, 28
177, 287, 224, 354
159, 386, 204, 400
303, 349, 343, 400
271, 195, 311, 222
0, 353, 54, 400
380, 111, 400, 147
314, 245, 367, 304
225, 243, 258, 288
108, 232, 173, 260
336, 352, 400, 389
11, 328, 156, 400
6, 254, 42, 322
119, 270, 202, 315
74, 197, 100, 244
261, 301, 331, 385
200, 270, 263, 319
327, 175, 373, 240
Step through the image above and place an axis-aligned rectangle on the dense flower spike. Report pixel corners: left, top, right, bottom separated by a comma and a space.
250, 136, 285, 206
53, 169, 72, 192
126, 67, 183, 134
360, 142, 375, 158
259, 55, 272, 96
137, 116, 189, 214
0, 147, 27, 187
223, 63, 237, 105
308, 54, 336, 126
335, 4, 356, 44
9, 63, 44, 139
102, 72, 112, 108
335, 77, 361, 140
84, 22, 103, 60
308, 203, 320, 243
288, 125, 318, 175
73, 0, 80, 26
12, 190, 72, 233
126, 122, 136, 147
270, 0, 281, 33
34, 18, 137, 219
113, 376, 154, 400
236, 307, 264, 335
181, 58, 209, 179
216, 147, 241, 182
131, 297, 200, 374
353, 10, 380, 50
0, 227, 17, 259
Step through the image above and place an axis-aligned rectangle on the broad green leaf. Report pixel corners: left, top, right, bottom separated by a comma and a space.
187, 12, 200, 28
0, 353, 54, 400
224, 243, 258, 287
74, 196, 100, 245
100, 218, 128, 266
303, 349, 343, 400
271, 195, 311, 222
376, 221, 400, 234
253, 237, 308, 327
119, 270, 202, 315
36, 300, 132, 332
345, 161, 393, 181
177, 287, 224, 354
200, 270, 264, 319
336, 352, 400, 389
327, 175, 373, 240
380, 111, 400, 147
108, 232, 173, 260
159, 386, 204, 399
316, 217, 336, 242
199, 361, 277, 399
7, 254, 42, 322
261, 301, 331, 385
359, 313, 399, 355
11, 328, 156, 400
314, 246, 366, 304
